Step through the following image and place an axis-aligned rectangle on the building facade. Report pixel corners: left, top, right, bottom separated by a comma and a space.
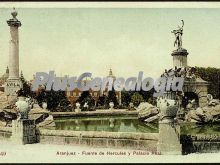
66, 69, 122, 105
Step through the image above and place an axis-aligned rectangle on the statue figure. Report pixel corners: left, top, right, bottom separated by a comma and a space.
42, 102, 47, 110
109, 102, 114, 111
207, 94, 219, 106
75, 102, 81, 113
83, 101, 89, 110
171, 20, 184, 49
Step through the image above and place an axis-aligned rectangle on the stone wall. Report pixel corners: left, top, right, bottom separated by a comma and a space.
0, 127, 12, 141
51, 109, 138, 118
183, 80, 209, 107
0, 131, 11, 140
0, 126, 158, 151
38, 129, 158, 151
181, 134, 220, 154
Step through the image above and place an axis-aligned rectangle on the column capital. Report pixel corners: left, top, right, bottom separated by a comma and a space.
7, 8, 22, 27
171, 48, 188, 56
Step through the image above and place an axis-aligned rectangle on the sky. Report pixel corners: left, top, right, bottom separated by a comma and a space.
0, 6, 220, 80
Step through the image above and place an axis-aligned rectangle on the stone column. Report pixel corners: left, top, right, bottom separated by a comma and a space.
5, 8, 22, 95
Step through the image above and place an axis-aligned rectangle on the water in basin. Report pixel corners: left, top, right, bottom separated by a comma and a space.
54, 116, 158, 133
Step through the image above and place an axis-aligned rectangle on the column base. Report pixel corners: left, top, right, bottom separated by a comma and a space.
5, 78, 22, 96
157, 143, 182, 155
11, 119, 37, 145
157, 120, 182, 155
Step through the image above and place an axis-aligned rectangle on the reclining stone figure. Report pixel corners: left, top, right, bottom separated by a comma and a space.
207, 94, 219, 106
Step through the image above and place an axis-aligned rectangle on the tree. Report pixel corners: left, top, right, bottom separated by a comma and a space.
131, 92, 144, 107
196, 67, 220, 99
147, 97, 157, 106
17, 71, 35, 98
96, 95, 106, 107
121, 91, 134, 106
139, 88, 154, 101
77, 91, 95, 111
121, 89, 154, 107
36, 88, 70, 111
107, 88, 118, 108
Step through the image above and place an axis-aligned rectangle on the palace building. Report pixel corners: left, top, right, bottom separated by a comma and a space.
66, 69, 122, 105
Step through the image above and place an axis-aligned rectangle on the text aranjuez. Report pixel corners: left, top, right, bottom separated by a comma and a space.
31, 71, 184, 97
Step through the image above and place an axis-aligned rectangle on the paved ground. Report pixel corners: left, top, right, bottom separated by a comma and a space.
0, 140, 220, 163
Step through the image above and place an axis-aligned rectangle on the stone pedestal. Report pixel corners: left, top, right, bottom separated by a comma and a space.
157, 97, 182, 154
157, 119, 182, 155
171, 48, 188, 68
11, 119, 37, 145
5, 78, 22, 96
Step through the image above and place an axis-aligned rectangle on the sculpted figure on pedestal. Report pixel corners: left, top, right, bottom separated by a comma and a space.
171, 20, 184, 49
15, 96, 31, 120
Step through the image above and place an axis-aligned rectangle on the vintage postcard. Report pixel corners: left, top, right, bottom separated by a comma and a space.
0, 1, 220, 163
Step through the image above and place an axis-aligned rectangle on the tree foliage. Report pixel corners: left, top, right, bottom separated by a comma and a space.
196, 67, 220, 99
131, 92, 144, 107
77, 91, 95, 111
17, 74, 35, 98
121, 89, 154, 107
107, 88, 118, 108
36, 89, 70, 111
121, 91, 134, 107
